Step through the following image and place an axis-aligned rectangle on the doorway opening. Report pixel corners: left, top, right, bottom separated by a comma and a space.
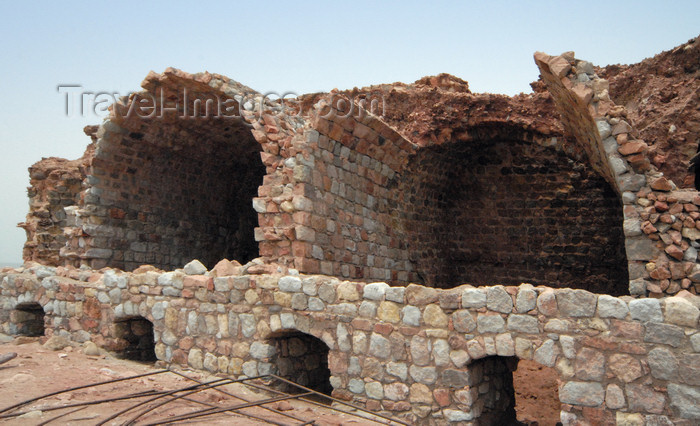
12, 302, 45, 336
113, 317, 157, 362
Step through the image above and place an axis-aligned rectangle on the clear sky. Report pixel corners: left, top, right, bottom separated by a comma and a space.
0, 1, 698, 265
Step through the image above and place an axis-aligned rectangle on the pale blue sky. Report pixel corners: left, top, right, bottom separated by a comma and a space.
0, 1, 698, 265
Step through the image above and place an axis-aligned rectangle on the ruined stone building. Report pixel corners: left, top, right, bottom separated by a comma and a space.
1, 37, 700, 424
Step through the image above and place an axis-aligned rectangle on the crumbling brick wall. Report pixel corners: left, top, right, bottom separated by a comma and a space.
398, 134, 628, 293
19, 133, 93, 266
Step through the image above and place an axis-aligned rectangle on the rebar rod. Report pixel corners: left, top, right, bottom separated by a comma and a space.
0, 369, 169, 415
267, 374, 412, 426
0, 390, 162, 419
142, 391, 315, 425
95, 377, 232, 426
168, 368, 309, 424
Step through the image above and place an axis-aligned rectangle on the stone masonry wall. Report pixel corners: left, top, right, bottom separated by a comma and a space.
397, 137, 628, 293
536, 52, 700, 297
1, 262, 699, 424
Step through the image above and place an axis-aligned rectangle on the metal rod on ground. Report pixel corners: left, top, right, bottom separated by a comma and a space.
168, 368, 310, 424
268, 374, 412, 426
176, 395, 295, 426
122, 378, 238, 425
141, 391, 315, 425
0, 369, 170, 415
95, 377, 232, 426
0, 389, 163, 419
0, 352, 17, 365
36, 406, 87, 426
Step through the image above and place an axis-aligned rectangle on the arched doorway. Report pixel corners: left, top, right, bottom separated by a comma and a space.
113, 317, 156, 362
12, 302, 45, 336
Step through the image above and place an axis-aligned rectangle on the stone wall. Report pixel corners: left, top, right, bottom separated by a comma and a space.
536, 51, 700, 297
1, 262, 699, 424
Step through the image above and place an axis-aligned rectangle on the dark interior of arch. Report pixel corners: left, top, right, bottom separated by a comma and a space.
12, 302, 45, 336
397, 137, 629, 294
114, 317, 156, 362
268, 331, 332, 397
97, 117, 264, 271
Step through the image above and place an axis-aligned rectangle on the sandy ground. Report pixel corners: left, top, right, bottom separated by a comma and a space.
0, 336, 399, 425
0, 335, 561, 425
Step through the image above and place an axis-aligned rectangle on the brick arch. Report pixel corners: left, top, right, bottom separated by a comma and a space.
72, 83, 266, 271
394, 129, 629, 293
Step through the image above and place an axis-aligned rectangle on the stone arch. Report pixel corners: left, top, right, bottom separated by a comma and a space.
394, 128, 629, 293
112, 316, 157, 362
11, 301, 45, 336
265, 329, 333, 396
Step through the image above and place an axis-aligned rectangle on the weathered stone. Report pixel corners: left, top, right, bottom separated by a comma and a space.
477, 313, 505, 333
462, 288, 486, 308
386, 362, 408, 381
423, 304, 448, 327
441, 369, 470, 387
337, 281, 360, 301
629, 298, 663, 322
377, 301, 400, 323
188, 348, 203, 369
449, 350, 469, 368
536, 290, 557, 316
359, 301, 377, 317
410, 336, 431, 366
616, 412, 644, 426
452, 310, 476, 333
317, 283, 336, 303
432, 339, 450, 366
664, 297, 700, 327
385, 287, 405, 303
278, 276, 302, 292
384, 382, 409, 401
533, 339, 558, 367
626, 384, 666, 414
409, 365, 437, 385
608, 353, 643, 382
597, 295, 629, 319
507, 314, 539, 334
405, 284, 438, 305
691, 333, 700, 352
605, 384, 625, 409
365, 381, 383, 399
515, 286, 537, 313
556, 289, 597, 317
363, 282, 389, 300
409, 383, 433, 404
644, 322, 684, 347
575, 347, 605, 380
486, 286, 513, 313
680, 354, 700, 386
401, 305, 420, 326
369, 333, 391, 359
495, 333, 515, 356
559, 381, 604, 406
668, 383, 700, 419
183, 259, 207, 275
648, 347, 678, 381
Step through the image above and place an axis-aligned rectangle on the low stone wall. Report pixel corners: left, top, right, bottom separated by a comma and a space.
1, 261, 698, 424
